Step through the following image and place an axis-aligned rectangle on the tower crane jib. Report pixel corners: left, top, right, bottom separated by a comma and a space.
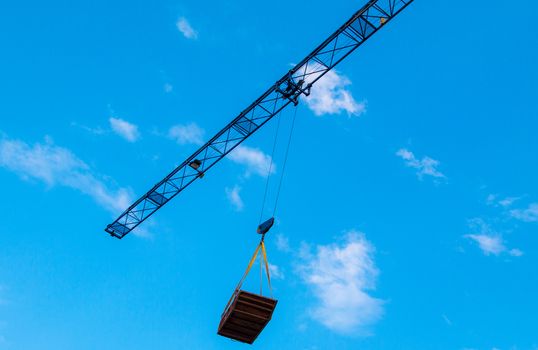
105, 0, 414, 239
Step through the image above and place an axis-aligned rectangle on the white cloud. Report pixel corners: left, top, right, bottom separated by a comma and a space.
228, 145, 274, 177
275, 233, 291, 252
510, 203, 538, 222
465, 234, 506, 256
396, 148, 446, 180
297, 232, 384, 335
225, 185, 244, 211
176, 17, 198, 40
0, 134, 132, 215
109, 117, 140, 142
168, 122, 205, 145
303, 69, 366, 116
464, 219, 522, 257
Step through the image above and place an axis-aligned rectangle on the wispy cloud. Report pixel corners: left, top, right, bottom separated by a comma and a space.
164, 83, 173, 93
464, 219, 522, 257
297, 231, 383, 335
499, 197, 519, 207
465, 234, 506, 256
168, 122, 205, 146
225, 185, 244, 211
275, 233, 291, 252
176, 17, 198, 40
303, 69, 366, 116
396, 148, 446, 180
0, 134, 132, 215
109, 117, 140, 142
486, 194, 520, 208
71, 122, 107, 135
268, 263, 284, 280
508, 248, 524, 257
228, 145, 274, 177
442, 314, 452, 326
510, 203, 538, 222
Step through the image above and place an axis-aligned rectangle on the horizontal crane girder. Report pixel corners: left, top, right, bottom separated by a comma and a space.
105, 0, 414, 239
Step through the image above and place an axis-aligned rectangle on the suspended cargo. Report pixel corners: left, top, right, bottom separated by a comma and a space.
217, 290, 277, 344
218, 235, 276, 344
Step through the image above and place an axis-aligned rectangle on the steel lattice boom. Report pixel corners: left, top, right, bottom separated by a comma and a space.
105, 0, 414, 239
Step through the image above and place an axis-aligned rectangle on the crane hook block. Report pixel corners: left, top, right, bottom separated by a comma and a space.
257, 217, 275, 235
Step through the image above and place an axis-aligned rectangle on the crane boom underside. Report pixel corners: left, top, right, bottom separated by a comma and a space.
105, 0, 414, 239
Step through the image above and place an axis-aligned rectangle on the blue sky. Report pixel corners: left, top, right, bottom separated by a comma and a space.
1, 0, 537, 349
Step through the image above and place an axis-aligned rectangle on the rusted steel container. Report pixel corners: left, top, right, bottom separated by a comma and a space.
218, 290, 278, 344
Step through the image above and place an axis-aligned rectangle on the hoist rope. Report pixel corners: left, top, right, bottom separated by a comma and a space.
222, 241, 265, 317
222, 238, 274, 316
228, 239, 273, 299
259, 243, 263, 295
272, 105, 299, 217
260, 240, 273, 298
258, 111, 282, 225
